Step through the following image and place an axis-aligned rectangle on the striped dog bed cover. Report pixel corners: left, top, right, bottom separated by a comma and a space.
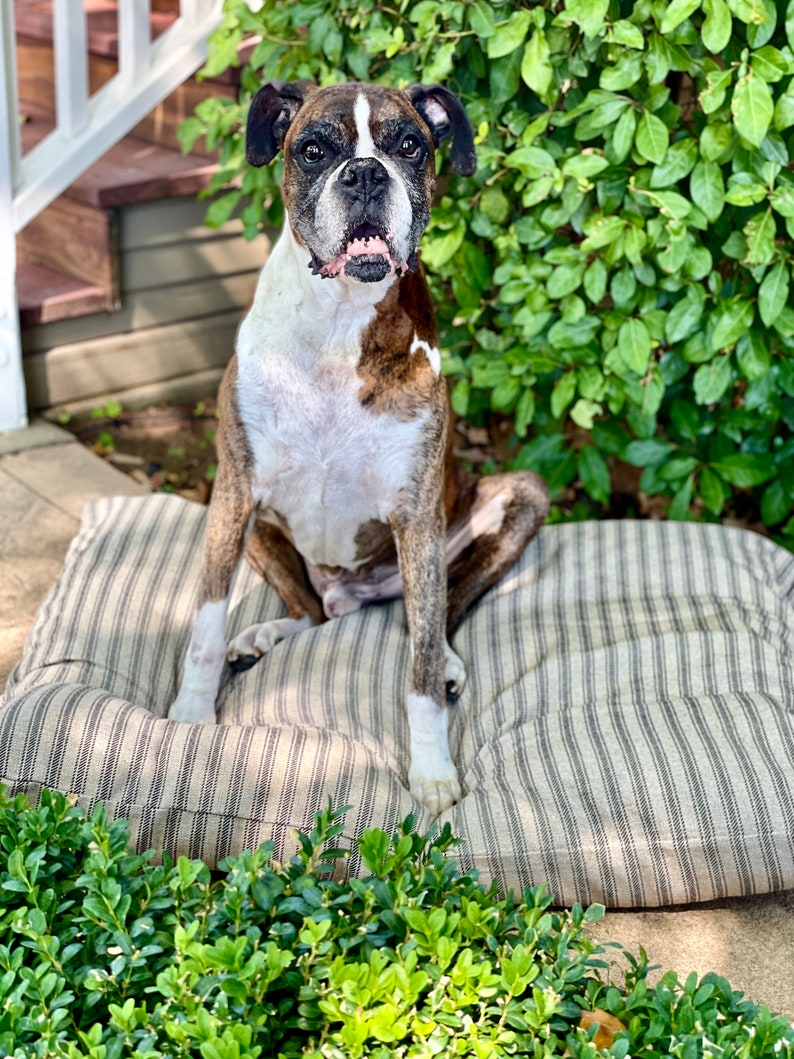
2, 493, 793, 907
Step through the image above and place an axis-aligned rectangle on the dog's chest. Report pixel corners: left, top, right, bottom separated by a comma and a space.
236, 352, 426, 569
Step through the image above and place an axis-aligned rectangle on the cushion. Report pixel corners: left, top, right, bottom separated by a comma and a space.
2, 493, 793, 907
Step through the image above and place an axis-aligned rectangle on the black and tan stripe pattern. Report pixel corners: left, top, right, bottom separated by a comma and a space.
2, 495, 793, 906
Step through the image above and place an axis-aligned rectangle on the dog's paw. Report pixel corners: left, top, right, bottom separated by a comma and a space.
409, 767, 462, 816
445, 642, 467, 700
168, 691, 217, 725
227, 616, 313, 670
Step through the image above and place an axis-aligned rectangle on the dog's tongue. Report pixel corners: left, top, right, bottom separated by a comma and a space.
346, 233, 391, 258
320, 230, 405, 279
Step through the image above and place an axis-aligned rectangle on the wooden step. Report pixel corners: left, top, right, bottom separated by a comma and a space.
17, 261, 112, 328
17, 193, 118, 308
16, 103, 216, 327
20, 103, 216, 207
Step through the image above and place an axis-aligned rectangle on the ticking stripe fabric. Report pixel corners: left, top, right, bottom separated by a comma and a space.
2, 494, 793, 907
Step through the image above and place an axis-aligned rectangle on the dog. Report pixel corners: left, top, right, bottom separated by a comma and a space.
168, 80, 549, 814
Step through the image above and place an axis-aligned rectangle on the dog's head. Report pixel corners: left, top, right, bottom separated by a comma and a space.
246, 81, 476, 283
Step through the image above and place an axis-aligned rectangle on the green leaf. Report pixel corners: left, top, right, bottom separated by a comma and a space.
724, 174, 768, 206
727, 0, 770, 25
700, 68, 734, 114
700, 121, 734, 159
204, 190, 242, 228
743, 208, 776, 266
694, 355, 734, 404
581, 215, 626, 250
761, 477, 793, 524
583, 258, 608, 303
736, 330, 771, 379
750, 45, 788, 82
610, 266, 637, 307
578, 444, 611, 503
757, 260, 790, 327
668, 474, 695, 520
571, 398, 603, 430
617, 318, 652, 374
660, 0, 700, 32
689, 160, 725, 222
657, 455, 700, 481
711, 453, 776, 486
702, 0, 733, 52
562, 153, 610, 179
623, 438, 675, 466
504, 145, 557, 177
469, 0, 496, 39
422, 219, 466, 270
423, 41, 456, 82
666, 288, 706, 343
700, 467, 731, 515
547, 261, 587, 299
521, 30, 554, 102
636, 110, 669, 164
709, 299, 755, 351
487, 9, 532, 58
566, 0, 610, 38
480, 186, 511, 225
611, 20, 645, 47
649, 138, 698, 188
600, 51, 644, 92
731, 70, 774, 147
771, 181, 794, 217
774, 80, 794, 131
610, 106, 638, 162
552, 373, 578, 418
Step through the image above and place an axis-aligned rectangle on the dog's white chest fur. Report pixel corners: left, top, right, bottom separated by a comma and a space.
235, 227, 426, 569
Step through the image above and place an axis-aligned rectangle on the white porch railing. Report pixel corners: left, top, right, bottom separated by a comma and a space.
0, 0, 225, 432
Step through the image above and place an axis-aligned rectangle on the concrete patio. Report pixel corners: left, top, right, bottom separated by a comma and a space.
1, 420, 792, 1019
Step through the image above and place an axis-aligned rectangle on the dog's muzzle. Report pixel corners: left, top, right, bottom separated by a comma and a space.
313, 158, 412, 283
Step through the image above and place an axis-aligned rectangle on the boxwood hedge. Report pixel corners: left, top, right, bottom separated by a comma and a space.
1, 787, 793, 1057
180, 0, 794, 542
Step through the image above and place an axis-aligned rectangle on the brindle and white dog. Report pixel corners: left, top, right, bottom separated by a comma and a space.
169, 81, 549, 813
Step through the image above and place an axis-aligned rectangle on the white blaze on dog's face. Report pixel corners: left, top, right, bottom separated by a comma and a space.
281, 84, 436, 284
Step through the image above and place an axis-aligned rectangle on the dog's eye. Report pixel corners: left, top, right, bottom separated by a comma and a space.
301, 141, 325, 163
398, 135, 421, 159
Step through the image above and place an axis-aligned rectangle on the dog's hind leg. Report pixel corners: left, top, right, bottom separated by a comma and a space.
445, 470, 549, 634
227, 520, 325, 670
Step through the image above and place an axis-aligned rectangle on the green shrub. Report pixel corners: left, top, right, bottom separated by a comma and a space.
180, 0, 794, 542
1, 786, 792, 1057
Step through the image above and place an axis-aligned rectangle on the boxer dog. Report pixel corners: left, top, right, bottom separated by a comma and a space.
169, 81, 548, 814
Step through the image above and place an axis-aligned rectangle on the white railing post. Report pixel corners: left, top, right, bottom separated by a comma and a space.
119, 0, 151, 84
54, 0, 89, 139
0, 0, 27, 432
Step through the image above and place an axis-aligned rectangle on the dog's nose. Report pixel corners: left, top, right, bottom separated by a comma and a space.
338, 157, 389, 196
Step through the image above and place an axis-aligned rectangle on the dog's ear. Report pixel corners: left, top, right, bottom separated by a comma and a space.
404, 84, 477, 176
246, 80, 315, 167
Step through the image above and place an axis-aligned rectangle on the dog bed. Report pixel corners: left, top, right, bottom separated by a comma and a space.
2, 493, 793, 907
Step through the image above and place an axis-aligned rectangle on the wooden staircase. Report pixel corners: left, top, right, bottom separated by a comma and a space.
14, 0, 266, 412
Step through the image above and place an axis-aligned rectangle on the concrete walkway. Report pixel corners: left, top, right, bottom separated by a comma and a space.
1, 422, 792, 1018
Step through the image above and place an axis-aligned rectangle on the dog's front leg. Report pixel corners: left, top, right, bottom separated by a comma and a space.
169, 462, 253, 724
392, 498, 461, 815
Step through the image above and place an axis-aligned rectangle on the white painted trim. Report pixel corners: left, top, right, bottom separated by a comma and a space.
0, 0, 224, 430
0, 0, 26, 430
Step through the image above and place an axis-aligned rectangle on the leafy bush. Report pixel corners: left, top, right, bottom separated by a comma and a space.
179, 0, 794, 542
1, 787, 793, 1058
